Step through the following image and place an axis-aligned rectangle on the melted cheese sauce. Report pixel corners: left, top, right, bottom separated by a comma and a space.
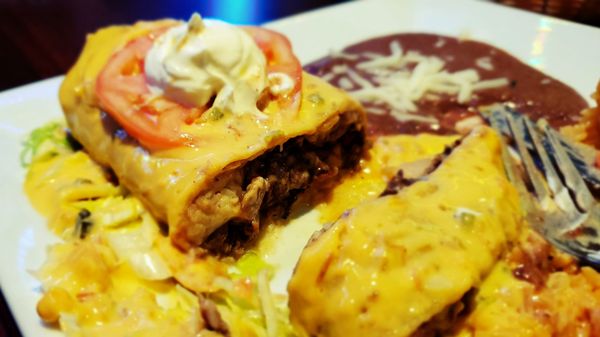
24, 151, 108, 219
317, 133, 459, 223
25, 148, 205, 336
26, 125, 600, 337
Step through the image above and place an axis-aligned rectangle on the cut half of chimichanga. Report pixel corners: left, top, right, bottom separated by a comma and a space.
59, 17, 367, 254
288, 126, 522, 337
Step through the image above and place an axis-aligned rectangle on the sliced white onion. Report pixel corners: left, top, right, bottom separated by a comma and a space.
105, 226, 152, 261
104, 213, 159, 262
128, 251, 172, 281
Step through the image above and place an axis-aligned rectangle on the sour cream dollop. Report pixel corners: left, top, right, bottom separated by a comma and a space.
145, 14, 268, 114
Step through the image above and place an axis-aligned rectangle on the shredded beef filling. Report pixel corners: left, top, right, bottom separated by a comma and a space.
380, 139, 462, 197
411, 290, 475, 337
202, 115, 365, 256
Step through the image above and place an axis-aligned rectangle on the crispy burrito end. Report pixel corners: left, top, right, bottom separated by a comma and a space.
288, 127, 522, 337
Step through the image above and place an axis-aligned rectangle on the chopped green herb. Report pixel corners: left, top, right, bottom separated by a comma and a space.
20, 122, 71, 167
459, 212, 475, 226
308, 93, 324, 105
74, 178, 93, 185
228, 251, 272, 280
208, 108, 225, 121
454, 207, 481, 227
74, 208, 93, 239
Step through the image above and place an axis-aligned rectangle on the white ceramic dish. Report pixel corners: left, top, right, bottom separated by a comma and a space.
1, 0, 599, 335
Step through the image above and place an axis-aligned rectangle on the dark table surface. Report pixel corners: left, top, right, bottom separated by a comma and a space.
0, 0, 348, 92
1, 0, 599, 92
1, 0, 599, 336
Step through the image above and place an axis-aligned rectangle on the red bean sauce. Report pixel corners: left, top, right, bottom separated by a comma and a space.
304, 33, 588, 136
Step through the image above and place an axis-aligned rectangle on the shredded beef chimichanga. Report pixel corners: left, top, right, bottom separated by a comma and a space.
60, 18, 366, 254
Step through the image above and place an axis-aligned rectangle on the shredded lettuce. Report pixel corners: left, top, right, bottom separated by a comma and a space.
228, 252, 272, 280
20, 121, 71, 167
207, 252, 297, 337
257, 270, 280, 337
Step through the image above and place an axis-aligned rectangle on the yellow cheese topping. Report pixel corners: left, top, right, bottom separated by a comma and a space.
317, 133, 458, 223
25, 151, 110, 220
27, 122, 600, 337
287, 127, 523, 337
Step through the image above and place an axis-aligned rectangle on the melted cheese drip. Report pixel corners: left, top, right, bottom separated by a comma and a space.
24, 152, 108, 219
26, 149, 206, 336
318, 133, 459, 223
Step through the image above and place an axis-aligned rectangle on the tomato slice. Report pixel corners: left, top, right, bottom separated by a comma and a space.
242, 26, 302, 112
96, 29, 203, 150
96, 25, 302, 150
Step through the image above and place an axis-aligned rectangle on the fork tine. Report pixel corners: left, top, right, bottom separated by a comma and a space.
483, 105, 600, 266
488, 112, 519, 183
487, 109, 537, 213
539, 119, 595, 212
505, 112, 553, 208
522, 117, 577, 215
485, 106, 582, 233
551, 237, 600, 266
522, 117, 588, 235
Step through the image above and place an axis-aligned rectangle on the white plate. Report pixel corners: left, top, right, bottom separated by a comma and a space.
1, 0, 599, 335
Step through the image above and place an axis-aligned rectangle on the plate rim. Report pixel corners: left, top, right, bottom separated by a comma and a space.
1, 1, 599, 336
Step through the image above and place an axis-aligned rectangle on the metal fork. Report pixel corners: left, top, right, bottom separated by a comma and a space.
481, 104, 600, 266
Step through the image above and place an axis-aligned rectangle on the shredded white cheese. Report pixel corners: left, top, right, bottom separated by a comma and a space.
345, 67, 375, 89
338, 77, 354, 91
368, 107, 387, 115
434, 38, 446, 48
472, 78, 510, 91
455, 115, 484, 134
362, 51, 385, 60
331, 64, 350, 75
323, 40, 509, 124
329, 49, 359, 61
475, 56, 494, 71
320, 73, 335, 82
